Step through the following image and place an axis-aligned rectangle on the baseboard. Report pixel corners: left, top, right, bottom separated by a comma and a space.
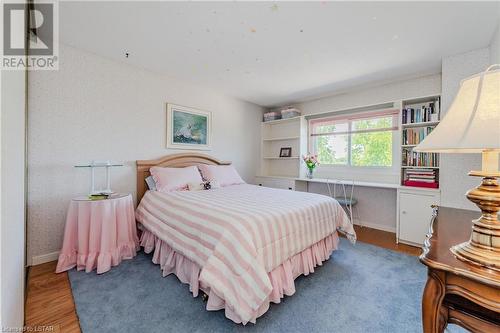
31, 251, 59, 266
353, 220, 396, 233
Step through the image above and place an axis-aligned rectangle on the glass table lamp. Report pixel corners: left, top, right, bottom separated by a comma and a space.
75, 161, 123, 195
415, 64, 500, 271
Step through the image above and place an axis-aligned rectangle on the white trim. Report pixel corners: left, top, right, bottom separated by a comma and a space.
354, 219, 396, 233
31, 251, 59, 266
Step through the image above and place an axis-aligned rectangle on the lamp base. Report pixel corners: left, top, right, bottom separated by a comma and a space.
450, 174, 500, 271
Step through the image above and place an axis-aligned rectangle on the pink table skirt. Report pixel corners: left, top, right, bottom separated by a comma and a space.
56, 194, 139, 274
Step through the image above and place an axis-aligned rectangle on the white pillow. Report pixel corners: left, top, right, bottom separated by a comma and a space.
150, 166, 202, 192
145, 176, 157, 191
197, 164, 245, 187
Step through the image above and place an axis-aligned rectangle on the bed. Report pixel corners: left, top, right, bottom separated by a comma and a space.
135, 153, 356, 324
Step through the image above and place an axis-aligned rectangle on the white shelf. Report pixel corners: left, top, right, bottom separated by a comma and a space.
402, 121, 440, 128
262, 136, 300, 141
401, 144, 417, 148
261, 116, 301, 125
263, 156, 299, 160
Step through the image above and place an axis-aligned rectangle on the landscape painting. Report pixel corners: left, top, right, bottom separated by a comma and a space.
166, 104, 212, 150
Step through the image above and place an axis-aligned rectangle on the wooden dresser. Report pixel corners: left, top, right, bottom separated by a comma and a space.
420, 206, 500, 332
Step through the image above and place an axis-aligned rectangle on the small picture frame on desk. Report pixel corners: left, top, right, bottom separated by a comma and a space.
279, 147, 292, 158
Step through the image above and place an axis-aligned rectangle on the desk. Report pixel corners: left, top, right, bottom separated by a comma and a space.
420, 207, 500, 332
295, 177, 400, 189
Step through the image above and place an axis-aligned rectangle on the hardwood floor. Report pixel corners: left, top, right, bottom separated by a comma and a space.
24, 225, 420, 332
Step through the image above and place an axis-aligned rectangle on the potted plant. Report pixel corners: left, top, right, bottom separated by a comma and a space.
302, 154, 319, 179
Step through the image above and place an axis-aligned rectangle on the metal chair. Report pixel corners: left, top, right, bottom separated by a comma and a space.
326, 179, 358, 225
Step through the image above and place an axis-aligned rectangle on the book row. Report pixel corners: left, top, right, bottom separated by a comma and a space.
402, 100, 440, 124
402, 126, 435, 145
402, 151, 439, 167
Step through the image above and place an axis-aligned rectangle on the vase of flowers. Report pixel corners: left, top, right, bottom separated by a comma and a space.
302, 154, 319, 179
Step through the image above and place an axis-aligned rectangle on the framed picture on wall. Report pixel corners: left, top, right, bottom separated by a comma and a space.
166, 103, 212, 150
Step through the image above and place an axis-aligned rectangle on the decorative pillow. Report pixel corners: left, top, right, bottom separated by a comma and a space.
145, 176, 157, 191
187, 182, 204, 191
188, 180, 222, 191
197, 164, 245, 187
150, 166, 202, 192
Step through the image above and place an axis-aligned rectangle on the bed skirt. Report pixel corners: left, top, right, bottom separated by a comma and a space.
140, 228, 340, 324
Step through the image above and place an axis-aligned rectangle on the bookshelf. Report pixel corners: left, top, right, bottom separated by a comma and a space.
400, 95, 441, 189
259, 116, 307, 179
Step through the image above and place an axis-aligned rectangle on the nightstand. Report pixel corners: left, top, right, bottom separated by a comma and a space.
56, 193, 139, 274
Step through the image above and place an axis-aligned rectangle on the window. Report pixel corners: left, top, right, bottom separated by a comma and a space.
310, 110, 399, 167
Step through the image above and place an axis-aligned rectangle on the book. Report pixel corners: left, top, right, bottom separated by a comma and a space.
404, 180, 439, 188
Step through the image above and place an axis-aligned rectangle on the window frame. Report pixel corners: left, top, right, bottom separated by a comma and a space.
308, 109, 400, 170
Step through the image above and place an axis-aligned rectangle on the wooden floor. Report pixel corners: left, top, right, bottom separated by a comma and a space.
24, 225, 420, 332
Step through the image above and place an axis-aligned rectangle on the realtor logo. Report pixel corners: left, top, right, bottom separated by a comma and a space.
1, 0, 58, 70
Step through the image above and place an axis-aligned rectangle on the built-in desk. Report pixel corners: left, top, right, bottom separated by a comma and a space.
255, 175, 441, 246
294, 177, 399, 189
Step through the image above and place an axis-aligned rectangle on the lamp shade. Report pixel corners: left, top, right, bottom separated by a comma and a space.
414, 65, 500, 153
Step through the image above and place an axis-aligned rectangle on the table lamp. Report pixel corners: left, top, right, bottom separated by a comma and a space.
414, 64, 500, 271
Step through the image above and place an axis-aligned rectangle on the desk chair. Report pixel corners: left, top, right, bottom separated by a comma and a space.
326, 179, 358, 225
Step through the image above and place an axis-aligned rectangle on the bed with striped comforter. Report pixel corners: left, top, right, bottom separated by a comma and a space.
135, 184, 356, 324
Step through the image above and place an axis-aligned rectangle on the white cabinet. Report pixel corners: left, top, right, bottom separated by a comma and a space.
397, 188, 440, 246
255, 177, 295, 190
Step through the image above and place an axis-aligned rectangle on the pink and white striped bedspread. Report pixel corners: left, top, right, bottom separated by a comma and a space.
135, 184, 356, 324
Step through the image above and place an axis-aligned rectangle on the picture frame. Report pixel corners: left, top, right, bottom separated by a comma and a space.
279, 147, 292, 158
166, 103, 212, 150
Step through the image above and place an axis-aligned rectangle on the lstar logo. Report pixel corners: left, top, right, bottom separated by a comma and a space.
2, 1, 58, 70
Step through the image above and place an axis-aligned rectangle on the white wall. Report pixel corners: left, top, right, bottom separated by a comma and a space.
440, 48, 490, 210
294, 74, 442, 232
295, 74, 442, 116
0, 69, 26, 328
28, 44, 263, 264
490, 23, 500, 64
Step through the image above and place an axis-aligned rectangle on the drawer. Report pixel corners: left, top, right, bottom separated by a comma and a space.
255, 177, 295, 190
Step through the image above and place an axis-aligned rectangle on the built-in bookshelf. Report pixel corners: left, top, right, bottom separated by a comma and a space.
400, 95, 441, 189
259, 116, 307, 178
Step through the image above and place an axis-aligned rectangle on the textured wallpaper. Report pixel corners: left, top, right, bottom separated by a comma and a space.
27, 44, 262, 263
440, 48, 490, 211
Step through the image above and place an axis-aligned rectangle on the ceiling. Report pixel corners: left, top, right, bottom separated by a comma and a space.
59, 1, 500, 107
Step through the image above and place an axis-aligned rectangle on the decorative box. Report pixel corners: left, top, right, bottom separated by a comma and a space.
281, 107, 301, 119
263, 111, 281, 122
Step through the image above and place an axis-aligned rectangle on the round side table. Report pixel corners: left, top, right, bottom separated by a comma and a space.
56, 193, 139, 274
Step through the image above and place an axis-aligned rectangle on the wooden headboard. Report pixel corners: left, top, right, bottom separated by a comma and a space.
136, 153, 231, 202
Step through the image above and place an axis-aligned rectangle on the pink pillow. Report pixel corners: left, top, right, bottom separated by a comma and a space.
150, 166, 202, 192
197, 164, 245, 187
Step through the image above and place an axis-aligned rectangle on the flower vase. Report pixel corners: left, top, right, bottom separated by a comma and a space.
306, 168, 314, 179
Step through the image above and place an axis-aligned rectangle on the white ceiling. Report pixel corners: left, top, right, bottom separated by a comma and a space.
59, 1, 500, 107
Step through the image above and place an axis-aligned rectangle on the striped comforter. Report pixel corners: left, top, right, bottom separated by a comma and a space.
135, 184, 356, 324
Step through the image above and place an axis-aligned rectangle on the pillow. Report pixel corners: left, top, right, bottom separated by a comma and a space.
187, 182, 204, 191
197, 164, 245, 187
145, 176, 157, 191
150, 166, 202, 192
188, 180, 222, 191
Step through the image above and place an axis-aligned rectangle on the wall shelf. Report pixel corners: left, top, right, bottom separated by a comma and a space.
400, 96, 441, 188
263, 156, 299, 160
262, 136, 300, 141
261, 116, 302, 125
402, 121, 440, 128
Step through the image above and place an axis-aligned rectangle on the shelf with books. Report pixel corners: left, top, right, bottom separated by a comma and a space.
401, 121, 440, 129
400, 95, 441, 189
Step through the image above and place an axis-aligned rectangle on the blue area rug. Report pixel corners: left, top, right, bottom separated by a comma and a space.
69, 239, 464, 332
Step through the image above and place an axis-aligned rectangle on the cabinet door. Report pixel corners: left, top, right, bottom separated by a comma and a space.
255, 178, 294, 190
399, 192, 439, 246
